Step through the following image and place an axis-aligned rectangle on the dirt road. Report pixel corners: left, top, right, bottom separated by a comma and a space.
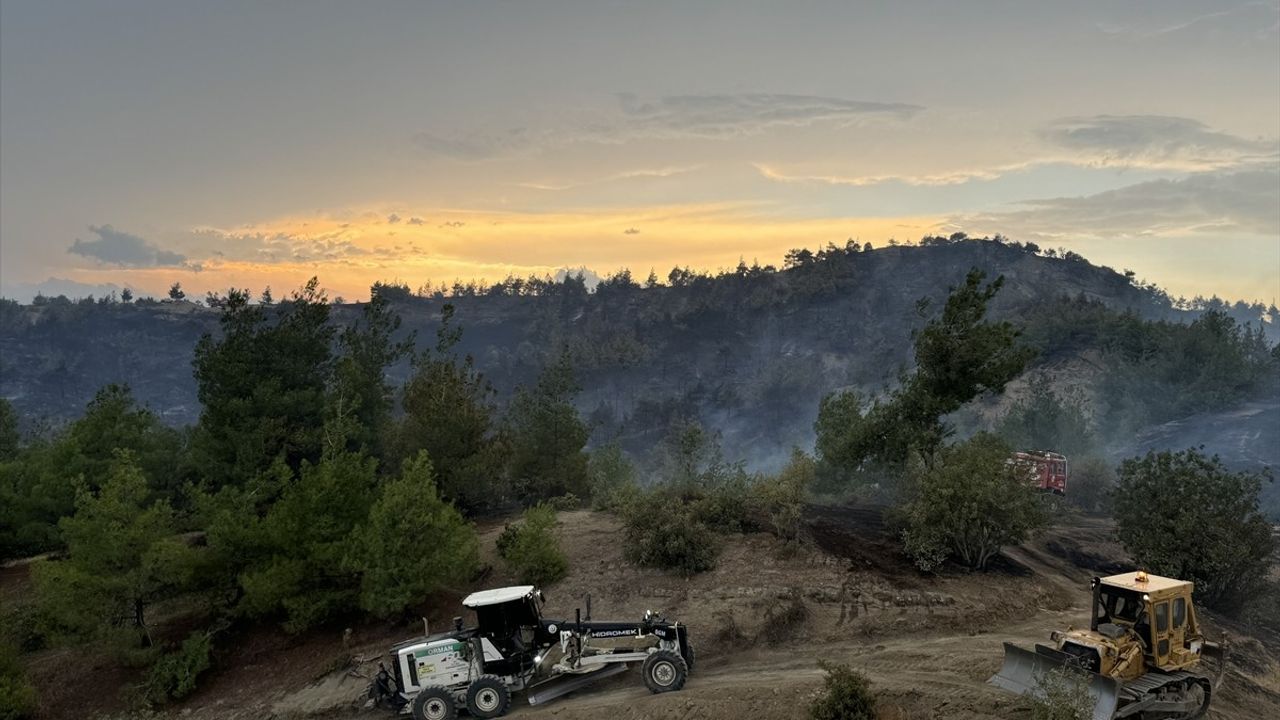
315, 510, 1277, 720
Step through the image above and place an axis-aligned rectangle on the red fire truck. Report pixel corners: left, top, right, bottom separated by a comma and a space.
1012, 451, 1068, 495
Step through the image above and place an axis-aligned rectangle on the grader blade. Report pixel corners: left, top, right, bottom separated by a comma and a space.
526, 662, 628, 706
989, 642, 1121, 720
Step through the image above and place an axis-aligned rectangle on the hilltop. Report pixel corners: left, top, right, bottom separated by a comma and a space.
1, 238, 1276, 474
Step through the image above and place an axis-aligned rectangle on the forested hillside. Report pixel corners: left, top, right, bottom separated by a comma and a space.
2, 238, 1274, 473
2, 236, 1277, 720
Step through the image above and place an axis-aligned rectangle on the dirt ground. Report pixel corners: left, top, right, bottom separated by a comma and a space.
10, 507, 1280, 720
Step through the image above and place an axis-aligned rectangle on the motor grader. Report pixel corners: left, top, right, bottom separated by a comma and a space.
368, 585, 693, 719
991, 571, 1226, 720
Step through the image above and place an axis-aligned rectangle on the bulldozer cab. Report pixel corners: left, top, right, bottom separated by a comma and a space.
1093, 572, 1198, 670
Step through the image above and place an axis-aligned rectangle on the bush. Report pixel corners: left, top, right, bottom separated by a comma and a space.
809, 661, 876, 720
496, 504, 569, 587
1113, 447, 1274, 613
1028, 662, 1093, 720
587, 444, 640, 512
757, 589, 810, 643
899, 433, 1049, 571
351, 451, 479, 616
623, 493, 721, 575
0, 639, 37, 720
142, 630, 213, 705
753, 449, 814, 543
1067, 457, 1114, 515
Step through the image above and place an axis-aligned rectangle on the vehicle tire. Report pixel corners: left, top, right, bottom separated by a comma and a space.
411, 686, 456, 720
465, 675, 511, 718
642, 649, 688, 694
682, 641, 695, 672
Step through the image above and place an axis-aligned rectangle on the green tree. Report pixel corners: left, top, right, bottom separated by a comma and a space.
350, 451, 478, 616
900, 433, 1048, 571
0, 636, 37, 720
191, 279, 334, 489
587, 443, 639, 511
753, 448, 814, 543
1113, 448, 1274, 612
0, 399, 18, 461
496, 504, 568, 586
0, 386, 185, 560
330, 293, 414, 461
506, 352, 590, 503
397, 304, 507, 511
816, 270, 1033, 481
1066, 457, 1115, 515
997, 382, 1095, 458
235, 449, 377, 633
33, 452, 200, 647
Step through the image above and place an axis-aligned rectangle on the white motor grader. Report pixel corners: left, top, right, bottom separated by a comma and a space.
368, 586, 694, 719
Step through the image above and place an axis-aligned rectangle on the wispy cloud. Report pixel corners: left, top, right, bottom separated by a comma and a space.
68, 225, 189, 268
615, 93, 921, 138
1040, 115, 1278, 171
754, 114, 1277, 188
1098, 2, 1279, 39
753, 162, 1027, 187
416, 93, 922, 160
517, 164, 702, 191
955, 168, 1280, 240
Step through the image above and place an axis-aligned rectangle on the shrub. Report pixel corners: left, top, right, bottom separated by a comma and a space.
757, 589, 810, 643
1113, 447, 1274, 613
587, 444, 640, 512
1067, 457, 1114, 515
351, 451, 479, 616
142, 630, 213, 705
497, 504, 569, 587
808, 661, 876, 720
0, 639, 37, 720
1028, 662, 1093, 720
623, 493, 721, 575
753, 449, 814, 543
899, 433, 1049, 571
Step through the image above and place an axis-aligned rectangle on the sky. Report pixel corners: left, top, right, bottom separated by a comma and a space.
1, 0, 1278, 303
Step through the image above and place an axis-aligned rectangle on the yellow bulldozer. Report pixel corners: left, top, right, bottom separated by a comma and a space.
991, 571, 1226, 720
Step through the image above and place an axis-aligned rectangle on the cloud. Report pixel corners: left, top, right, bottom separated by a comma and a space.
189, 227, 371, 265
615, 93, 921, 138
412, 128, 533, 160
407, 217, 425, 225
1040, 115, 1278, 171
1098, 2, 1280, 39
518, 164, 702, 191
955, 168, 1280, 240
0, 277, 125, 303
67, 225, 188, 267
387, 213, 400, 224
416, 93, 921, 160
753, 162, 1022, 187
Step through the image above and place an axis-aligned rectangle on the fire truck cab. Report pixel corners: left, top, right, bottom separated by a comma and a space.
1012, 450, 1067, 495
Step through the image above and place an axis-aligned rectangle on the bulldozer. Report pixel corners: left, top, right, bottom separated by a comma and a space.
991, 571, 1226, 720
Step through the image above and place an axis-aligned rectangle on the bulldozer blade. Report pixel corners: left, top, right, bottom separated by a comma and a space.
989, 642, 1121, 720
526, 662, 629, 706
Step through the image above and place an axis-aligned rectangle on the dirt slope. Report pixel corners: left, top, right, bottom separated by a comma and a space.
260, 509, 1278, 720
15, 508, 1276, 720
